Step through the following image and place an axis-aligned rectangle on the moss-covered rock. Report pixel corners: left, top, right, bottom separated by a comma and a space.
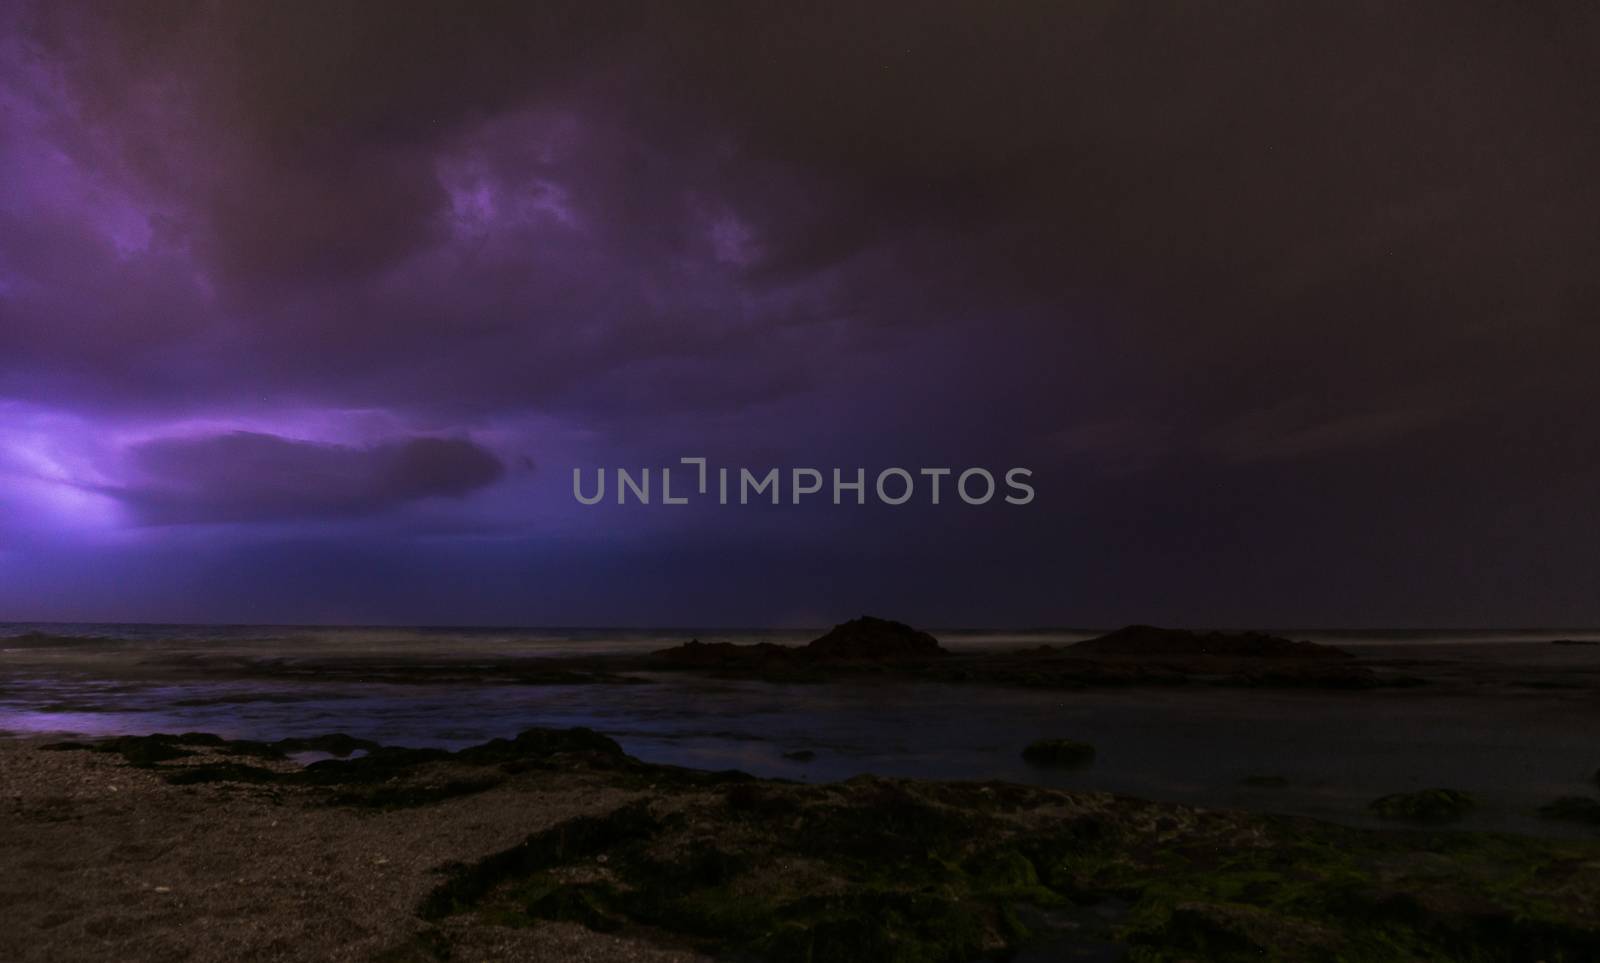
1540, 796, 1600, 825
411, 772, 1600, 963
1368, 789, 1476, 824
40, 731, 383, 768
421, 783, 1089, 962
1021, 739, 1096, 767
39, 726, 632, 809
49, 727, 1600, 962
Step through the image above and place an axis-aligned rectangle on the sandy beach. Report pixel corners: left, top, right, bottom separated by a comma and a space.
5, 711, 1600, 962
0, 734, 705, 962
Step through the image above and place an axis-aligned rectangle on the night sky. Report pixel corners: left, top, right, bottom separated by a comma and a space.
2, 2, 1598, 627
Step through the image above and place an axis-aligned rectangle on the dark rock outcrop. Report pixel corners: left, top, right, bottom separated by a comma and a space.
1072, 625, 1350, 660
1369, 788, 1476, 824
42, 726, 636, 808
1225, 663, 1381, 689
804, 616, 945, 661
649, 620, 1393, 690
651, 639, 795, 668
1541, 796, 1600, 825
1021, 738, 1096, 767
410, 761, 1600, 963
652, 616, 945, 668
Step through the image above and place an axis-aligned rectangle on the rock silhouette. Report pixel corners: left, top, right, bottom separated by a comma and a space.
654, 616, 945, 667
804, 616, 946, 661
1072, 625, 1351, 660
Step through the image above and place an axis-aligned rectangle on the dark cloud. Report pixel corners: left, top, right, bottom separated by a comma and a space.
1, 2, 1598, 622
111, 432, 504, 524
4, 1, 1593, 425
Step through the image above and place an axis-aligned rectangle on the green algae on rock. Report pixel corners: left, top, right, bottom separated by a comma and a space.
416, 769, 1600, 963
39, 726, 639, 809
422, 779, 1106, 961
37, 728, 1600, 961
1540, 796, 1600, 826
1368, 788, 1476, 824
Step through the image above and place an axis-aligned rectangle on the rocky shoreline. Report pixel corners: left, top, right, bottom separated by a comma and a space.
7, 619, 1564, 696
6, 726, 1600, 962
645, 618, 1405, 691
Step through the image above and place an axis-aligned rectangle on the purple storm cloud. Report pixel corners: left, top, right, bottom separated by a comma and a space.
111, 432, 505, 524
1, 2, 1598, 625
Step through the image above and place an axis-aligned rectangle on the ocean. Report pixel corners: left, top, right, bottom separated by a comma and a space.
4, 622, 1598, 837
